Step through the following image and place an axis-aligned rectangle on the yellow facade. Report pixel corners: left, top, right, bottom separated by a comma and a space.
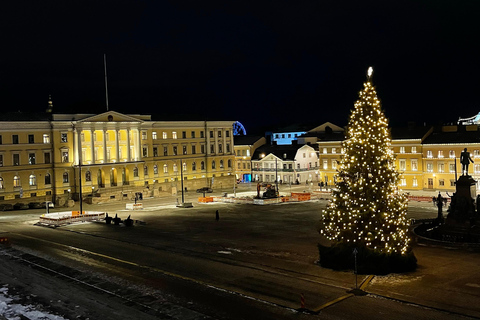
0, 111, 235, 204
316, 125, 480, 192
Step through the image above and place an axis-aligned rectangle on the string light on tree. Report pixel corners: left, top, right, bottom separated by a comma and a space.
321, 66, 411, 255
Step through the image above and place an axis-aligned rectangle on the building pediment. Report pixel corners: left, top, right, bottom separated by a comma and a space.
75, 111, 148, 123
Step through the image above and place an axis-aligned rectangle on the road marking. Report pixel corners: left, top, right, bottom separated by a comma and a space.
8, 232, 301, 312
312, 293, 354, 312
360, 274, 374, 290
311, 274, 374, 313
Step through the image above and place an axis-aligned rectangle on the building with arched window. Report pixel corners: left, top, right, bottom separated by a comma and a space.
0, 110, 235, 204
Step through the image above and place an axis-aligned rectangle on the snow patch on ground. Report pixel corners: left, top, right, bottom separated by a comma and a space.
371, 274, 424, 286
0, 286, 67, 320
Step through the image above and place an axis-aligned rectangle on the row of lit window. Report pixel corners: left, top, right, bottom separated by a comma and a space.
0, 173, 52, 189
0, 152, 53, 167
148, 130, 230, 140
0, 134, 51, 145
426, 149, 480, 159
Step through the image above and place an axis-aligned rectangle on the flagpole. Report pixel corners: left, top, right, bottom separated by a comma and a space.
104, 54, 109, 111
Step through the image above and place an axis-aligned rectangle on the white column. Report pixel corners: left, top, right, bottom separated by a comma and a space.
90, 129, 95, 164
103, 129, 107, 163
115, 129, 120, 162
127, 128, 131, 161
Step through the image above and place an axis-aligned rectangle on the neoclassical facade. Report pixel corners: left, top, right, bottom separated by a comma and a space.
0, 111, 236, 204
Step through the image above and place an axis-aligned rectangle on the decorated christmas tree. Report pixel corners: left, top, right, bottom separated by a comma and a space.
319, 67, 416, 274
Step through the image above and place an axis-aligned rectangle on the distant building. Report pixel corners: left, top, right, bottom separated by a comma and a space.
233, 135, 266, 183
251, 144, 320, 184
271, 122, 344, 146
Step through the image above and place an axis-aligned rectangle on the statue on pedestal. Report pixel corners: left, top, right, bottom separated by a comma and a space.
460, 148, 474, 176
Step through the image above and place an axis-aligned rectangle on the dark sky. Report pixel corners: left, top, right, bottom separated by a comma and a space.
2, 1, 480, 133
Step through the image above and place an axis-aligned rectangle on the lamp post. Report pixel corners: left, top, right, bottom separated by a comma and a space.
180, 159, 185, 205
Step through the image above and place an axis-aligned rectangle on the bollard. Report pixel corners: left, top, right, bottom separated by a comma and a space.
300, 293, 305, 309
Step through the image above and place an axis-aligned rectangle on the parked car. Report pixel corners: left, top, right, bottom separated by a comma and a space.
28, 202, 43, 209
0, 204, 14, 211
196, 187, 213, 193
13, 203, 29, 210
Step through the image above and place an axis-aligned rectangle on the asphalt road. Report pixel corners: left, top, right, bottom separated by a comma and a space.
0, 186, 477, 319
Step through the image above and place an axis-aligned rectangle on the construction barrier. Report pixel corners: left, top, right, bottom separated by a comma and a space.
38, 211, 105, 227
126, 203, 143, 210
198, 197, 214, 203
291, 193, 311, 201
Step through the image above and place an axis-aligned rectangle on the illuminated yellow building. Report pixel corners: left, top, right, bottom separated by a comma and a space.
312, 123, 480, 192
0, 110, 235, 205
233, 135, 266, 183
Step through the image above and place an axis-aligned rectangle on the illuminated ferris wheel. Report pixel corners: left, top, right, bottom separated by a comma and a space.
233, 121, 247, 136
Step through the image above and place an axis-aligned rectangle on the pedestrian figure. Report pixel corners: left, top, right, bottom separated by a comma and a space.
215, 210, 219, 221
436, 192, 444, 222
460, 147, 474, 175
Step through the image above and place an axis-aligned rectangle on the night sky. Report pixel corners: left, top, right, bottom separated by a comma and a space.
2, 1, 480, 133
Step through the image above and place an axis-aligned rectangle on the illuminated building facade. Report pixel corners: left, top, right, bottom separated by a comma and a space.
233, 135, 266, 183
251, 144, 320, 184
315, 123, 480, 191
0, 111, 235, 204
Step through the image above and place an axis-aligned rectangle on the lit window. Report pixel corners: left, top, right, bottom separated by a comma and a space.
182, 162, 187, 171
399, 159, 406, 171
427, 150, 433, 158
153, 165, 158, 174
172, 132, 177, 139
13, 176, 20, 187
173, 164, 178, 173
62, 151, 69, 163
332, 148, 336, 154
449, 163, 455, 173
411, 159, 418, 171
411, 147, 417, 153
0, 177, 4, 189
438, 150, 444, 158
142, 131, 147, 140
323, 148, 327, 154
449, 150, 455, 158
427, 162, 433, 172
400, 178, 406, 186
323, 160, 328, 169
475, 164, 480, 174
399, 147, 405, 154
412, 177, 418, 187
163, 164, 168, 173
43, 134, 50, 143
29, 153, 36, 165
13, 154, 20, 166
163, 132, 167, 139
438, 163, 444, 173
332, 160, 337, 170
474, 150, 480, 158
152, 132, 157, 139
29, 174, 36, 186
62, 172, 69, 183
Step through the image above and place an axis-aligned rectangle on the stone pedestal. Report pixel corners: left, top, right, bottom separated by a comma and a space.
447, 175, 476, 223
